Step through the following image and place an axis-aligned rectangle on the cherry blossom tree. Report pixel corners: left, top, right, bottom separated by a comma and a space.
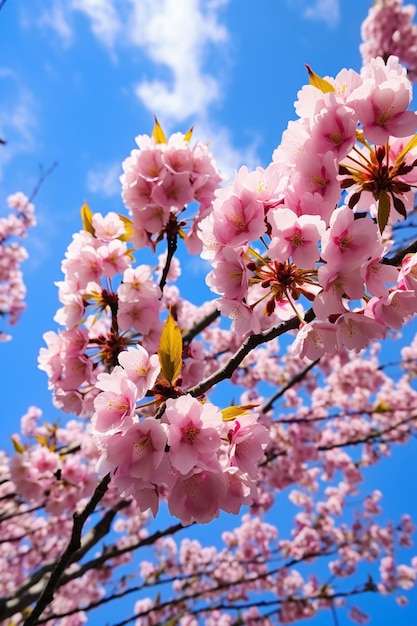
2, 1, 417, 625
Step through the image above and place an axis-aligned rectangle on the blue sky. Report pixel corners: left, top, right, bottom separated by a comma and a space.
1, 0, 417, 624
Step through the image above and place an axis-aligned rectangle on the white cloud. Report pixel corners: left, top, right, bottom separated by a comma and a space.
302, 0, 340, 28
129, 0, 228, 123
0, 69, 37, 180
86, 161, 121, 197
30, 0, 261, 173
192, 121, 260, 183
71, 0, 122, 50
36, 0, 73, 46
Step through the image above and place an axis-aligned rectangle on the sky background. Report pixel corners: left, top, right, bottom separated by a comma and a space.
1, 0, 417, 624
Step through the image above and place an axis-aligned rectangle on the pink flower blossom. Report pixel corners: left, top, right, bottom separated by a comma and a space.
164, 395, 222, 475
227, 414, 270, 478
268, 209, 325, 268
118, 345, 161, 398
168, 469, 227, 525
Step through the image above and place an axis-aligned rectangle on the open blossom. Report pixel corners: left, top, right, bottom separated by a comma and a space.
163, 395, 223, 475
320, 205, 381, 269
366, 289, 417, 329
291, 320, 338, 360
211, 187, 265, 249
226, 413, 270, 478
117, 345, 161, 397
168, 469, 227, 525
93, 366, 138, 435
206, 246, 249, 301
96, 419, 167, 484
267, 209, 325, 268
352, 56, 417, 145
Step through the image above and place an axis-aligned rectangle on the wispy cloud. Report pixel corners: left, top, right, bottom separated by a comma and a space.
286, 0, 340, 28
0, 69, 37, 180
31, 0, 260, 173
36, 0, 73, 46
87, 161, 121, 197
71, 0, 122, 51
128, 0, 228, 123
302, 0, 340, 28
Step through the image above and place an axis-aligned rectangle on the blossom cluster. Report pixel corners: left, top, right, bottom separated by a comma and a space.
0, 191, 36, 340
361, 0, 417, 81
35, 56, 417, 528
199, 56, 417, 357
92, 347, 270, 525
120, 128, 222, 253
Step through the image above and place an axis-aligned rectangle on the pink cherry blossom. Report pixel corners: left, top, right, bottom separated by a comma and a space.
226, 413, 270, 478
164, 395, 222, 475
168, 469, 227, 525
268, 209, 325, 268
93, 366, 138, 435
118, 345, 161, 397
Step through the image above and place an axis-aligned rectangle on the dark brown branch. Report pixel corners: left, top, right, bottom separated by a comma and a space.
317, 414, 417, 452
186, 309, 314, 398
22, 473, 111, 626
382, 238, 417, 266
159, 231, 178, 292
182, 305, 220, 346
261, 358, 320, 414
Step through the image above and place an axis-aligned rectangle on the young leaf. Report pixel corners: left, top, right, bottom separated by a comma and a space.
158, 311, 183, 385
305, 64, 335, 93
11, 436, 25, 454
184, 125, 194, 142
377, 190, 391, 234
152, 116, 167, 144
117, 214, 135, 242
81, 201, 95, 236
221, 404, 259, 422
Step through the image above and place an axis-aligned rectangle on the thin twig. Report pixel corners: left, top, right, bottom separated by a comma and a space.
261, 358, 320, 414
29, 162, 58, 203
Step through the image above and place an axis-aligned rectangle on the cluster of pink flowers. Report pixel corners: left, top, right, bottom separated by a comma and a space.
0, 191, 36, 340
9, 406, 98, 516
200, 56, 417, 356
361, 0, 417, 81
36, 56, 417, 529
3, 3, 417, 622
92, 348, 270, 524
120, 129, 222, 253
38, 208, 164, 416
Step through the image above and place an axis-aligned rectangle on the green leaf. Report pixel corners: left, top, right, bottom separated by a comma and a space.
158, 311, 183, 385
116, 214, 135, 242
305, 64, 335, 93
221, 404, 259, 422
81, 201, 95, 236
152, 116, 167, 144
373, 400, 391, 413
184, 125, 194, 142
377, 190, 391, 234
11, 436, 25, 454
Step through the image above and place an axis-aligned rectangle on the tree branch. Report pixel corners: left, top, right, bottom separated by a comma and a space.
186, 309, 314, 398
22, 474, 111, 626
261, 358, 320, 414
